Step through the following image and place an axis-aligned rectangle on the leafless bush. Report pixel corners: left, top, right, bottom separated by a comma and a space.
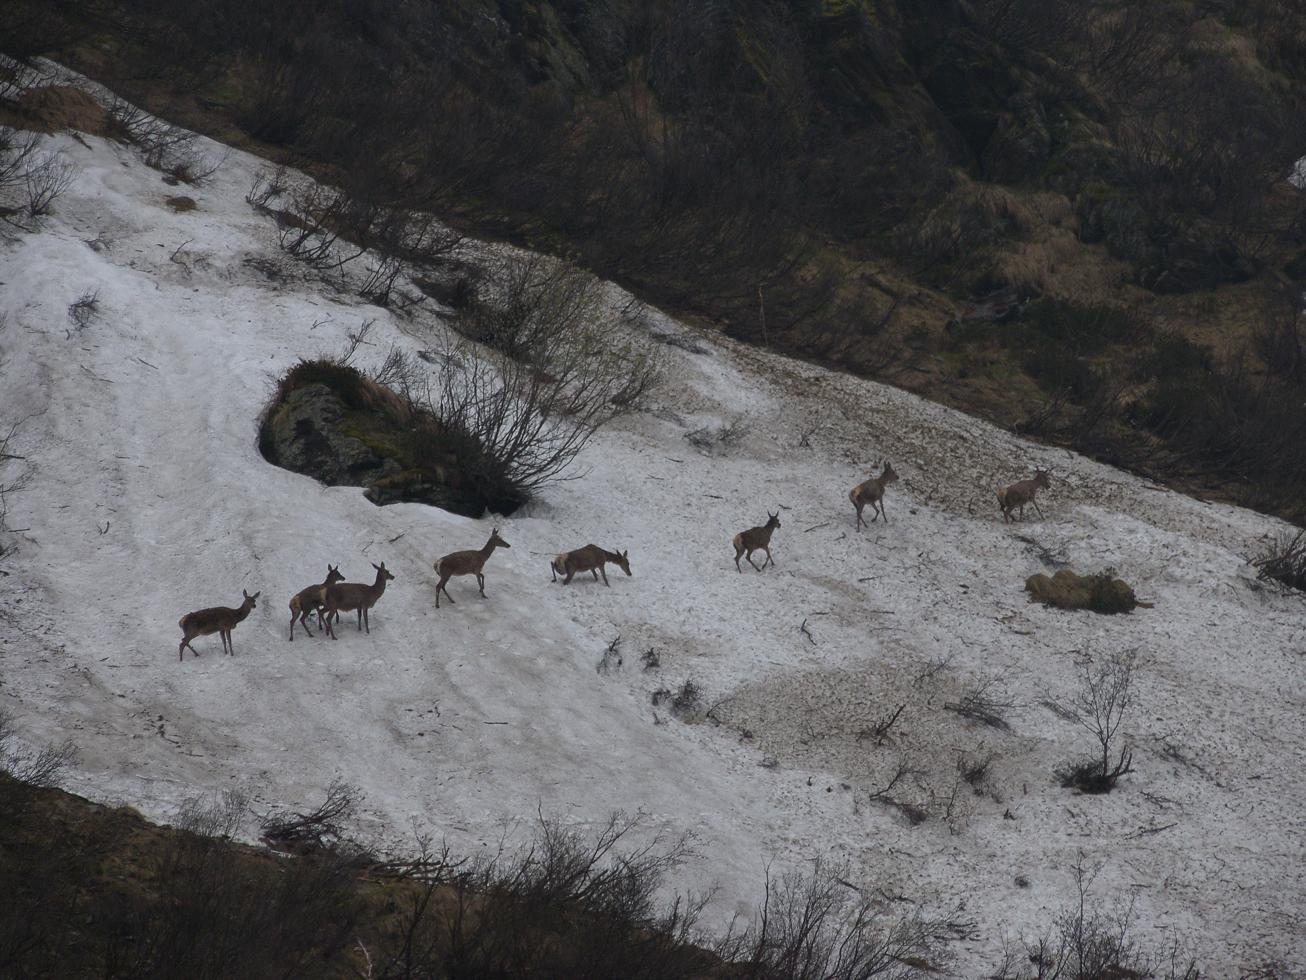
108, 98, 223, 184
1252, 528, 1306, 593
957, 750, 998, 797
856, 703, 906, 746
0, 412, 31, 566
993, 856, 1199, 979
67, 289, 98, 333
0, 127, 40, 196
259, 778, 361, 854
244, 164, 289, 210
685, 415, 749, 454
428, 254, 661, 502
722, 858, 959, 978
364, 810, 708, 980
0, 709, 77, 818
22, 149, 76, 217
1057, 649, 1137, 793
653, 680, 704, 722
945, 675, 1016, 730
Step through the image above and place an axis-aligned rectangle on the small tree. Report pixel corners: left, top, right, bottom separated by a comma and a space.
1060, 649, 1137, 793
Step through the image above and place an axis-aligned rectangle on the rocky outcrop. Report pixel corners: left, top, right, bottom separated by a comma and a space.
260, 383, 400, 489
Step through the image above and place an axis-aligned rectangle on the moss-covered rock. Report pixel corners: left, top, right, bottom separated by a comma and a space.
1025, 568, 1139, 614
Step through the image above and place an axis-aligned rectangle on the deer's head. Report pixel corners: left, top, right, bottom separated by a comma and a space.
882, 462, 900, 484
326, 564, 345, 586
766, 511, 781, 530
1033, 470, 1051, 490
616, 549, 632, 576
242, 589, 260, 609
490, 528, 511, 550
372, 562, 396, 582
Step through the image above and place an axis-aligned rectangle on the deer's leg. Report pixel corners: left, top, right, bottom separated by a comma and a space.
477, 573, 486, 597
1032, 499, 1045, 519
734, 551, 743, 572
600, 565, 610, 586
763, 546, 774, 568
301, 609, 315, 638
325, 608, 338, 639
563, 567, 575, 585
879, 499, 888, 524
747, 551, 762, 572
551, 564, 557, 582
855, 505, 864, 531
178, 638, 191, 661
591, 569, 599, 581
363, 607, 370, 634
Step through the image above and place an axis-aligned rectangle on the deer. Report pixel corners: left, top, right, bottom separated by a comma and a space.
287, 564, 345, 641
733, 512, 781, 572
434, 528, 510, 608
551, 545, 631, 586
998, 469, 1052, 522
322, 562, 395, 639
850, 461, 900, 529
178, 589, 259, 661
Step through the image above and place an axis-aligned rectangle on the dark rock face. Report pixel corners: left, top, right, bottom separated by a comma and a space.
260, 384, 400, 488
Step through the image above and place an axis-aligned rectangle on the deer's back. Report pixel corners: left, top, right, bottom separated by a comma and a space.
290, 583, 327, 609
566, 544, 605, 570
852, 479, 884, 504
739, 524, 773, 547
181, 605, 237, 633
437, 549, 484, 575
325, 582, 376, 609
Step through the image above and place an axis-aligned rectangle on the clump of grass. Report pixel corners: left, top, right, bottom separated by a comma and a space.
1252, 528, 1306, 593
1026, 569, 1139, 614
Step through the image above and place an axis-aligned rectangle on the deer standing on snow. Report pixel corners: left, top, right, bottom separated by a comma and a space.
850, 461, 900, 529
434, 528, 510, 608
551, 545, 631, 586
733, 512, 781, 572
998, 470, 1051, 522
323, 562, 395, 638
178, 589, 259, 661
287, 564, 345, 641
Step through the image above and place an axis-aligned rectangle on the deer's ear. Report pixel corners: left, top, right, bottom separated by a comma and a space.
252, 591, 260, 599
372, 562, 380, 571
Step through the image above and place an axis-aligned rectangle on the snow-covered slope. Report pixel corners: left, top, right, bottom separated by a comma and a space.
1, 79, 1304, 974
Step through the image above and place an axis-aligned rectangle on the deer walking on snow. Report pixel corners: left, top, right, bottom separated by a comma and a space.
179, 589, 259, 661
551, 545, 631, 586
998, 470, 1051, 522
850, 461, 900, 529
323, 562, 394, 638
287, 564, 344, 640
733, 512, 781, 572
434, 528, 510, 608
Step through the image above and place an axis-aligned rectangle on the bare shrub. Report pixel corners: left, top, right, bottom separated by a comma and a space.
945, 675, 1016, 730
22, 149, 76, 217
1252, 528, 1306, 593
66, 288, 98, 332
259, 778, 362, 855
653, 680, 704, 722
100, 791, 361, 978
0, 127, 40, 196
957, 750, 998, 797
993, 856, 1199, 979
364, 810, 709, 980
428, 254, 661, 501
1057, 649, 1137, 793
108, 98, 223, 183
723, 858, 959, 978
0, 709, 77, 818
0, 411, 31, 566
685, 416, 749, 454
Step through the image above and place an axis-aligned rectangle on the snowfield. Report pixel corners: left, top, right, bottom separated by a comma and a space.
2, 76, 1305, 975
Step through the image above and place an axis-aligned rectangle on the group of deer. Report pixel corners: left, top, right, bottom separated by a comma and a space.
178, 469, 1052, 657
177, 528, 635, 659
730, 464, 1052, 572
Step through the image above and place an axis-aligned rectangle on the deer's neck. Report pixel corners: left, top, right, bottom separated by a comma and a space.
601, 547, 621, 563
235, 602, 253, 624
481, 539, 499, 560
371, 572, 389, 598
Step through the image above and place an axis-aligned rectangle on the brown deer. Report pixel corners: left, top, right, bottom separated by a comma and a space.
733, 512, 781, 572
850, 461, 900, 529
434, 528, 510, 608
322, 562, 395, 638
551, 545, 631, 586
178, 589, 259, 661
998, 470, 1052, 522
287, 564, 344, 641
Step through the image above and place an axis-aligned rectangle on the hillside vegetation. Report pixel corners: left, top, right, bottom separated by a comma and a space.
7, 0, 1306, 520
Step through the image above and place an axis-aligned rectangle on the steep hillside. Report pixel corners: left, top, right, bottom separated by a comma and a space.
1, 74, 1304, 974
